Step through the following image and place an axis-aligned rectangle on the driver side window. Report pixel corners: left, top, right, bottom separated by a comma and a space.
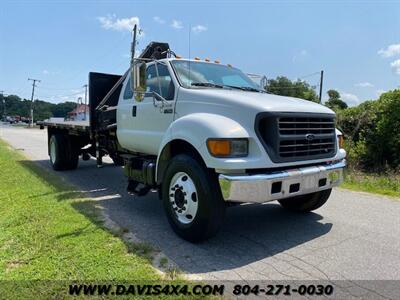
123, 64, 175, 101
156, 64, 175, 100
145, 65, 159, 95
123, 77, 133, 99
146, 64, 175, 100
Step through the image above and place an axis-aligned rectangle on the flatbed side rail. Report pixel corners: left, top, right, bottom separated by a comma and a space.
42, 121, 90, 133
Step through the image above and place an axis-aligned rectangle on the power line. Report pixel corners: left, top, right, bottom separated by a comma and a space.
298, 71, 320, 80
62, 32, 132, 83
36, 90, 84, 98
319, 70, 324, 103
83, 84, 88, 121
37, 86, 83, 91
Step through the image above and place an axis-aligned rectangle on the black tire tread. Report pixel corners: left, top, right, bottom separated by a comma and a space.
278, 188, 332, 212
50, 133, 79, 171
110, 154, 124, 166
162, 154, 225, 243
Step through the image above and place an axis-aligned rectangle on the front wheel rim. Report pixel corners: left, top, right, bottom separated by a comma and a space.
169, 172, 198, 224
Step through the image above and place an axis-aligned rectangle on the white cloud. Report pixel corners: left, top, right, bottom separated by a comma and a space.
41, 70, 60, 76
192, 25, 207, 34
171, 20, 183, 29
97, 15, 139, 32
153, 16, 165, 24
341, 92, 360, 106
355, 82, 374, 88
378, 43, 400, 58
390, 59, 400, 74
376, 89, 386, 96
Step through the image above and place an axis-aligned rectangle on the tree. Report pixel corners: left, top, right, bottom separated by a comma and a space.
336, 89, 400, 170
0, 94, 78, 121
265, 76, 319, 102
52, 102, 77, 118
325, 89, 348, 110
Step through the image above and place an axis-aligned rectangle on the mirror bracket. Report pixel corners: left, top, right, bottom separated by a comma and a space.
152, 91, 172, 110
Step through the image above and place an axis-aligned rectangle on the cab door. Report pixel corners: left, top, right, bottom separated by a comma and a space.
117, 62, 176, 155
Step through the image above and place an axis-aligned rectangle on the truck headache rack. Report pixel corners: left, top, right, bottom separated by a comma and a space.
139, 42, 170, 60
89, 72, 126, 132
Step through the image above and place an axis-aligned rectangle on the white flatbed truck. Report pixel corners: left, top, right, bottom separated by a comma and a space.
42, 39, 346, 242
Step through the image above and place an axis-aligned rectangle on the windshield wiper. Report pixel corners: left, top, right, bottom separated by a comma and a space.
191, 82, 225, 88
191, 82, 265, 93
224, 85, 266, 93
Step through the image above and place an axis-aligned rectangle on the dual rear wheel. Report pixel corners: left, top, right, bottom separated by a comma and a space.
49, 134, 79, 170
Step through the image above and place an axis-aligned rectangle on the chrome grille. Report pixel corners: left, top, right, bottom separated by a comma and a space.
278, 117, 335, 158
256, 113, 337, 163
279, 117, 335, 135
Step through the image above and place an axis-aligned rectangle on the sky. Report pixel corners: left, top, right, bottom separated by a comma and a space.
0, 0, 399, 106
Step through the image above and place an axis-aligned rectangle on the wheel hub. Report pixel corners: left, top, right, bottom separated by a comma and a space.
174, 188, 185, 208
169, 172, 198, 224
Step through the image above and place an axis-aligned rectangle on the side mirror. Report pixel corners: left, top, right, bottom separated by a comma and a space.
131, 60, 146, 102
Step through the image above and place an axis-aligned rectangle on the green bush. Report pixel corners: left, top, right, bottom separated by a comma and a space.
336, 89, 400, 171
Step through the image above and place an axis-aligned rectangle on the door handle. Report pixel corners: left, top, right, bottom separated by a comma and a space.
132, 106, 137, 117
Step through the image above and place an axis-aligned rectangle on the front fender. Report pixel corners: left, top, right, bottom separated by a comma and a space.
156, 113, 257, 180
165, 113, 250, 149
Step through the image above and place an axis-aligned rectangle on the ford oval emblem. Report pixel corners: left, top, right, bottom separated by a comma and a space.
305, 133, 315, 141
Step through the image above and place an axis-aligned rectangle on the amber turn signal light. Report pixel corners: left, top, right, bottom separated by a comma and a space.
338, 135, 345, 148
207, 140, 230, 156
207, 139, 248, 157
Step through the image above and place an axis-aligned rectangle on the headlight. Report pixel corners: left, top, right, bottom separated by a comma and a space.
207, 138, 248, 157
337, 135, 344, 148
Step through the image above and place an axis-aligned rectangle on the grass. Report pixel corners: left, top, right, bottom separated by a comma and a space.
0, 139, 188, 298
159, 257, 169, 269
343, 170, 400, 198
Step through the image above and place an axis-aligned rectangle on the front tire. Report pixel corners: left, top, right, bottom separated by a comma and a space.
110, 154, 124, 166
162, 154, 226, 243
278, 188, 332, 212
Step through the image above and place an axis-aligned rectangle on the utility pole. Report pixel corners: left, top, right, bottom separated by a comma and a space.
28, 78, 40, 127
0, 90, 5, 119
319, 70, 324, 104
83, 84, 88, 121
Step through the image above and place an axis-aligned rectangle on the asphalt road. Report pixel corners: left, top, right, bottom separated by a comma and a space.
1, 124, 400, 282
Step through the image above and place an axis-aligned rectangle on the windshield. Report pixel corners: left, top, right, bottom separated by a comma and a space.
171, 60, 262, 91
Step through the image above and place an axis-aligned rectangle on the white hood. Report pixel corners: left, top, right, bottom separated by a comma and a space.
181, 88, 334, 115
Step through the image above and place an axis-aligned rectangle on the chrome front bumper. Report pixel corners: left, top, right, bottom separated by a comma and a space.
219, 160, 346, 203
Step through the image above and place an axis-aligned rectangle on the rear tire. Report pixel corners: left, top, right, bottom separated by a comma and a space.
49, 133, 79, 171
162, 154, 226, 243
278, 188, 332, 212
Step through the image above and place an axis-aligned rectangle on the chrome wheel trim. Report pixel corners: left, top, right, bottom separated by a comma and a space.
169, 172, 198, 224
50, 138, 56, 165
